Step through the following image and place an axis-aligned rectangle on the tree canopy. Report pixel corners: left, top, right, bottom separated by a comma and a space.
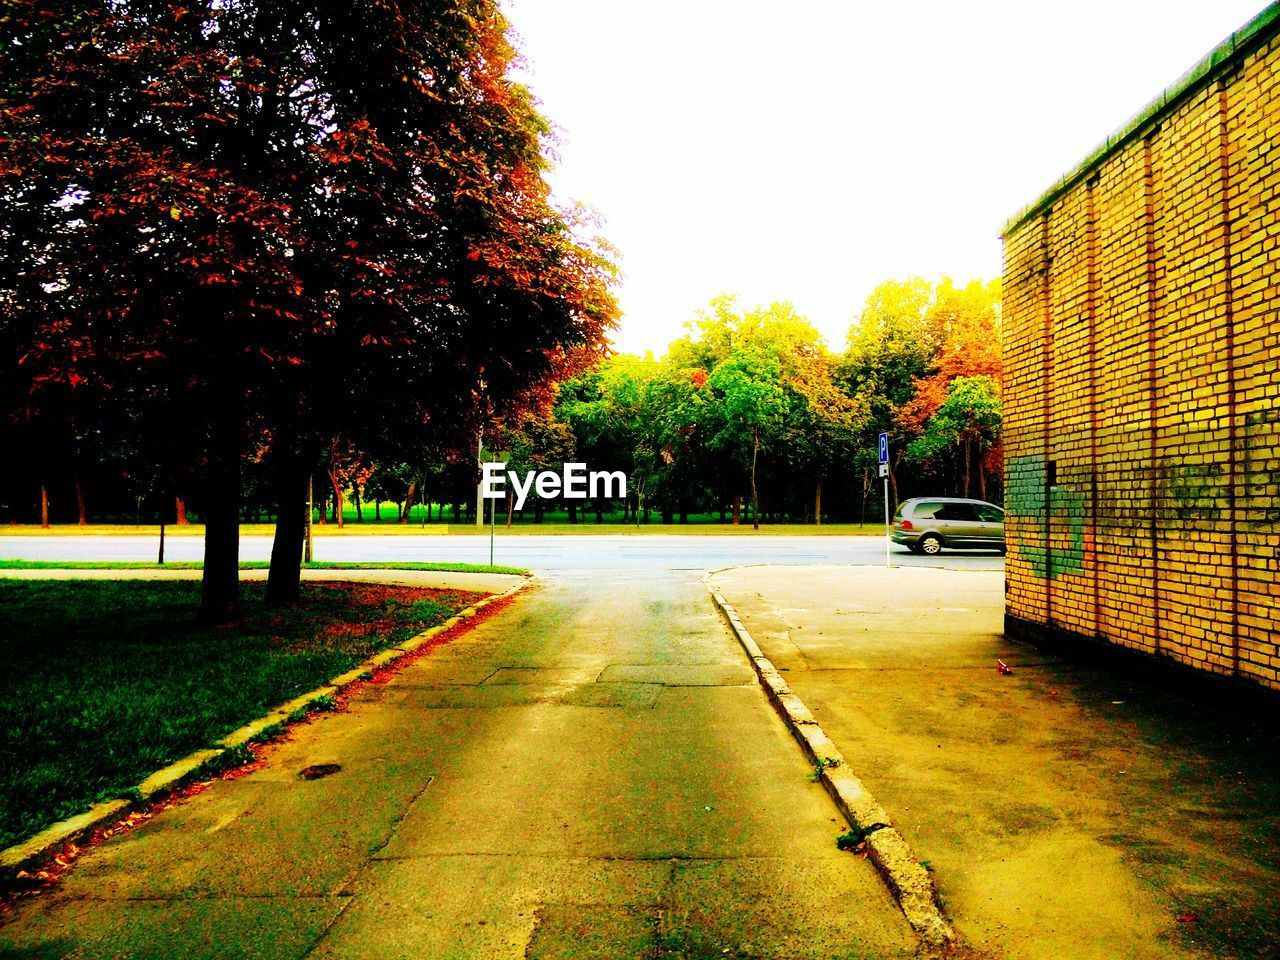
0, 0, 617, 616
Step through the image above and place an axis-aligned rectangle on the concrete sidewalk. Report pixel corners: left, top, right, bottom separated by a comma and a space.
0, 569, 917, 959
710, 565, 1280, 960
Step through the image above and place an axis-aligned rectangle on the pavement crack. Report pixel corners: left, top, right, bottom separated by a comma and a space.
301, 888, 359, 959
336, 774, 438, 894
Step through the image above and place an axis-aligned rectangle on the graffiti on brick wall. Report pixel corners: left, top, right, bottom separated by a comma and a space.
1009, 409, 1277, 579
1152, 410, 1278, 525
1243, 408, 1280, 527
1157, 461, 1223, 521
1006, 455, 1085, 579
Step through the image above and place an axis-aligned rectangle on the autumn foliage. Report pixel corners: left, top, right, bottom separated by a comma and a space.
0, 1, 617, 616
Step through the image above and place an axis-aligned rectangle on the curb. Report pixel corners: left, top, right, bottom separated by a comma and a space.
0, 576, 532, 878
706, 581, 956, 953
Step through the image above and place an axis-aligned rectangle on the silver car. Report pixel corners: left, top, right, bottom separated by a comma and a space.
891, 497, 1005, 555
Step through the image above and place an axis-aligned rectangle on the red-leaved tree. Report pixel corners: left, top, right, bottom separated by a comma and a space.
1, 1, 618, 616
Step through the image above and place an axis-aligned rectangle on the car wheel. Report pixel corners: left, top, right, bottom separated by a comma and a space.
919, 533, 942, 556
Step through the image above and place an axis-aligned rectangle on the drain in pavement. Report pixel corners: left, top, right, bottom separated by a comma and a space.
299, 763, 342, 780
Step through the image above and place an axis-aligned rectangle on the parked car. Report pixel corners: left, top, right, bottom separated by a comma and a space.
891, 497, 1005, 555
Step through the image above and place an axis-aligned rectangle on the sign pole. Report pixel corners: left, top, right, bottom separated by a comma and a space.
878, 432, 891, 569
482, 449, 507, 569
884, 473, 891, 568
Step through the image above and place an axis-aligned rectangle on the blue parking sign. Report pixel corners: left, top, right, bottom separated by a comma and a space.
878, 432, 888, 464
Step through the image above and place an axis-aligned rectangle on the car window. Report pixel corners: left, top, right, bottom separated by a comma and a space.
976, 505, 1004, 522
912, 501, 945, 519
935, 503, 979, 522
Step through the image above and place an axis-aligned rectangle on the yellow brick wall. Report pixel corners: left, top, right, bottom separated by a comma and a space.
1003, 219, 1047, 625
1095, 137, 1159, 654
1003, 33, 1280, 692
1230, 38, 1280, 689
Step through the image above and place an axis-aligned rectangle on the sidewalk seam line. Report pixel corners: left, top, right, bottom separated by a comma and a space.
704, 575, 956, 952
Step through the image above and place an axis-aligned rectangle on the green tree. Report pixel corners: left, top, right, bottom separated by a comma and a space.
706, 346, 788, 530
556, 355, 657, 521
896, 278, 1002, 498
906, 376, 1002, 499
491, 413, 575, 524
841, 277, 1001, 510
785, 351, 867, 523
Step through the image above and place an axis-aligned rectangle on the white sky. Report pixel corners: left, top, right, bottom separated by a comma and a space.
503, 0, 1271, 355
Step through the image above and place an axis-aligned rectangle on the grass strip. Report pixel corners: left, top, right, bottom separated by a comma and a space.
0, 579, 483, 849
0, 559, 528, 576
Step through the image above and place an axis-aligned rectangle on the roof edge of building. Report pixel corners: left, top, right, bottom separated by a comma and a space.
1000, 2, 1280, 240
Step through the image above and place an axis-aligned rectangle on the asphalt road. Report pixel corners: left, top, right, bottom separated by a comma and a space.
0, 533, 1004, 573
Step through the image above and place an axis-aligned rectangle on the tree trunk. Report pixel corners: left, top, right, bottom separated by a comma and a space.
176, 495, 189, 525
40, 484, 49, 528
567, 502, 577, 524
888, 454, 901, 516
978, 443, 988, 501
962, 438, 972, 498
597, 503, 604, 524
375, 500, 381, 521
750, 429, 760, 531
267, 450, 308, 604
304, 475, 313, 563
353, 483, 363, 522
401, 481, 416, 523
506, 492, 513, 527
158, 522, 166, 564
732, 494, 741, 526
814, 478, 823, 526
202, 382, 241, 625
75, 481, 87, 525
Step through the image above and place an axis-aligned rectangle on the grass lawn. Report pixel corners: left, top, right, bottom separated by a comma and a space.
0, 559, 529, 576
0, 579, 484, 850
